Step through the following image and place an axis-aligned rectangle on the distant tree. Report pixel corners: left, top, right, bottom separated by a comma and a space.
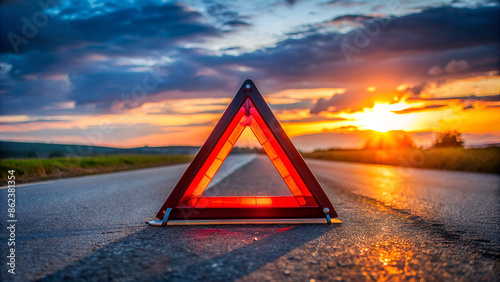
28, 150, 38, 158
254, 148, 266, 155
48, 150, 65, 158
433, 131, 464, 148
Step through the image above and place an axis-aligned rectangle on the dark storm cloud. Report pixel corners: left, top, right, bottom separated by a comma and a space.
0, 1, 218, 54
364, 6, 499, 53
200, 5, 499, 94
0, 1, 221, 82
0, 0, 226, 115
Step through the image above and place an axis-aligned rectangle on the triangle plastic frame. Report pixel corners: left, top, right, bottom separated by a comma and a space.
149, 80, 340, 226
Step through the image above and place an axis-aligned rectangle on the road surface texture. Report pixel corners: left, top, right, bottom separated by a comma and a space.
1, 154, 499, 281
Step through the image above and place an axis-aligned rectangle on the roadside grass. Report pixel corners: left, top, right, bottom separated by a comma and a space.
302, 147, 500, 174
0, 154, 193, 185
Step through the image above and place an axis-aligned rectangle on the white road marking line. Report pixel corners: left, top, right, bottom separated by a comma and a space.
205, 154, 257, 190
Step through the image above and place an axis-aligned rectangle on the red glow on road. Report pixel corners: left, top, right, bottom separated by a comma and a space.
277, 226, 295, 232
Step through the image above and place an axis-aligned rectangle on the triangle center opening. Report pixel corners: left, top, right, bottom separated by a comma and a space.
203, 126, 293, 197
176, 98, 319, 209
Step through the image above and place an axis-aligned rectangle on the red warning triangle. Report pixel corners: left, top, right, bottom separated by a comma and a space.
149, 80, 340, 226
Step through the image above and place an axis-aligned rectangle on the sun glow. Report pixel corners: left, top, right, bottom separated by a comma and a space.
358, 104, 395, 132
350, 103, 415, 132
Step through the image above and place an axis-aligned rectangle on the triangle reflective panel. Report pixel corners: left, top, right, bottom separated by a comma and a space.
148, 80, 341, 226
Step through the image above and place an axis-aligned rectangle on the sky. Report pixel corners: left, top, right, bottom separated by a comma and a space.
0, 0, 499, 151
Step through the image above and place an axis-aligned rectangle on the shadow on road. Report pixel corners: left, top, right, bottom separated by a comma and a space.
41, 223, 338, 281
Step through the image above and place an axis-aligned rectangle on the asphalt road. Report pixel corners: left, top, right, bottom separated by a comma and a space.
0, 154, 499, 281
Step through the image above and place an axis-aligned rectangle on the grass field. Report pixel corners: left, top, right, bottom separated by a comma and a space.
302, 147, 500, 174
0, 154, 193, 185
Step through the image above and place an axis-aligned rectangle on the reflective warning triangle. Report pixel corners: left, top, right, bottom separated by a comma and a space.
149, 80, 340, 226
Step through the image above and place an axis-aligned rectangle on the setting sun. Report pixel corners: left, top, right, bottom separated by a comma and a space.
358, 104, 395, 132
350, 104, 415, 132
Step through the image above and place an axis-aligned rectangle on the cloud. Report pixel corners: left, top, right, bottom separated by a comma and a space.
309, 90, 374, 114
281, 116, 347, 123
0, 123, 170, 145
202, 1, 251, 30
322, 1, 366, 8
224, 20, 251, 27
0, 1, 233, 114
402, 94, 499, 114
1, 4, 499, 118
0, 2, 219, 54
284, 0, 299, 6
445, 59, 471, 73
407, 82, 429, 96
416, 94, 500, 102
269, 100, 316, 112
329, 14, 375, 25
297, 6, 498, 113
427, 65, 443, 75
0, 119, 67, 125
208, 6, 499, 93
392, 104, 447, 114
